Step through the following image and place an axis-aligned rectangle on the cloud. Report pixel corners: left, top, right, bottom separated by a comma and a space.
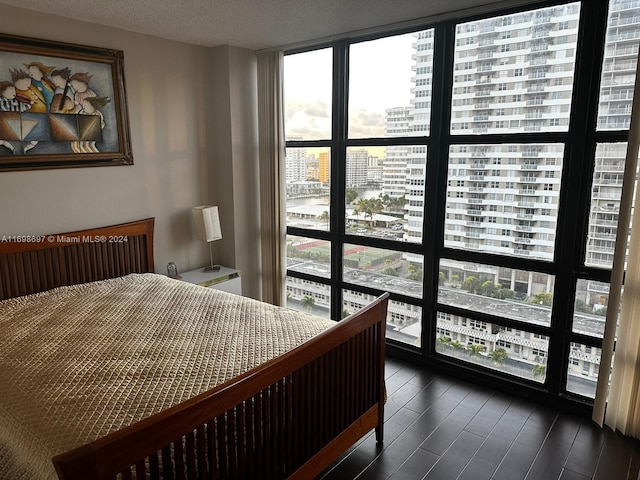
348, 109, 385, 138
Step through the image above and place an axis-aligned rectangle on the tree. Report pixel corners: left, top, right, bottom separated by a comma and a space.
489, 348, 508, 366
389, 195, 406, 212
496, 288, 515, 300
462, 276, 482, 294
317, 210, 329, 227
378, 193, 391, 210
407, 264, 423, 281
532, 364, 546, 380
437, 336, 452, 350
356, 197, 383, 221
439, 271, 446, 285
383, 267, 398, 276
481, 280, 497, 297
300, 296, 315, 311
346, 188, 358, 205
467, 344, 485, 358
351, 206, 362, 223
450, 340, 463, 355
531, 291, 553, 306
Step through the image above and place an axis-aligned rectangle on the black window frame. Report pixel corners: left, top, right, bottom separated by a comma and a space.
284, 0, 621, 416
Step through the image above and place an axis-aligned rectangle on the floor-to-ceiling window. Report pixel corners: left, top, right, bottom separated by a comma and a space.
283, 0, 637, 412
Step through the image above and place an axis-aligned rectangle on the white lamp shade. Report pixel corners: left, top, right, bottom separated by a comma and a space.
192, 205, 222, 242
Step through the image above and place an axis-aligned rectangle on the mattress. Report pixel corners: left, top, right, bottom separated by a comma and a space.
0, 273, 335, 479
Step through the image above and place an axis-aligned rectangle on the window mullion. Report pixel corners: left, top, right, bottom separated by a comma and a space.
331, 42, 348, 321
423, 22, 456, 356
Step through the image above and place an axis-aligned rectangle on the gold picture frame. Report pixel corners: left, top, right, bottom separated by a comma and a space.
0, 33, 132, 171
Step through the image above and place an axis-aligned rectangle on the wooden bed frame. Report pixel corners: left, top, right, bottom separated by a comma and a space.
0, 218, 388, 480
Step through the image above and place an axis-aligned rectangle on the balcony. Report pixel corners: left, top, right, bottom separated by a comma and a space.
519, 176, 539, 183
527, 84, 546, 93
589, 231, 616, 241
477, 40, 495, 48
518, 189, 538, 196
514, 237, 533, 244
589, 218, 617, 227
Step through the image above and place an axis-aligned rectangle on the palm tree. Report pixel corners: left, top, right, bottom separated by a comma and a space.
467, 344, 485, 358
300, 295, 315, 311
436, 336, 451, 352
489, 348, 508, 366
532, 364, 547, 380
318, 210, 329, 228
346, 188, 358, 205
450, 340, 463, 356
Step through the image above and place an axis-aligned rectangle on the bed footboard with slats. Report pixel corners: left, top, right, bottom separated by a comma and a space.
52, 293, 388, 480
0, 218, 387, 480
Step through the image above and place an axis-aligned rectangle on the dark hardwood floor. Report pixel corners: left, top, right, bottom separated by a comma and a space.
318, 356, 640, 480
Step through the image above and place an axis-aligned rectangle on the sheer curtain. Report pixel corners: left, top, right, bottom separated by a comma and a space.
257, 50, 286, 306
258, 51, 286, 305
593, 59, 640, 439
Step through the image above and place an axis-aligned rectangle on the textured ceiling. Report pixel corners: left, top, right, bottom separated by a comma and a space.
0, 0, 513, 49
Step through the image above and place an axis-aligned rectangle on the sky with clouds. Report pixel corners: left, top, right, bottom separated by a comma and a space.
284, 32, 416, 141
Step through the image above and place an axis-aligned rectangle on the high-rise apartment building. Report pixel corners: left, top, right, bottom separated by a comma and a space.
346, 149, 369, 187
383, 107, 413, 201
318, 151, 330, 185
376, 1, 640, 394
285, 146, 307, 184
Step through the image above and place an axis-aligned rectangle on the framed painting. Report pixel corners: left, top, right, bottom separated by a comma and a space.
0, 33, 132, 171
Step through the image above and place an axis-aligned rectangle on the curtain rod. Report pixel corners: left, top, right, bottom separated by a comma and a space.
256, 0, 548, 54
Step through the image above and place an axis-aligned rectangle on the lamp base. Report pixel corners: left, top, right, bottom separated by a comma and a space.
203, 265, 221, 272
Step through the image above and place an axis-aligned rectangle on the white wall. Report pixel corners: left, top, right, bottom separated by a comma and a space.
208, 46, 261, 299
0, 6, 260, 296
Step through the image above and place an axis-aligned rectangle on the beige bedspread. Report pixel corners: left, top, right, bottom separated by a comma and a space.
0, 273, 335, 479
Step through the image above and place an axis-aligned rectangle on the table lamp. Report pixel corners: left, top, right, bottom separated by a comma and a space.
192, 205, 222, 271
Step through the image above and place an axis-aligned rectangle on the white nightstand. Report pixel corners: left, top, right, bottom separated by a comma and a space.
176, 266, 242, 295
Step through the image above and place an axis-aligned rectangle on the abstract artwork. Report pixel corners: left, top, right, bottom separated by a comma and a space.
0, 34, 132, 170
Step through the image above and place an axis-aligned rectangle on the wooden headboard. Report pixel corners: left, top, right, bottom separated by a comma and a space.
0, 218, 154, 300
